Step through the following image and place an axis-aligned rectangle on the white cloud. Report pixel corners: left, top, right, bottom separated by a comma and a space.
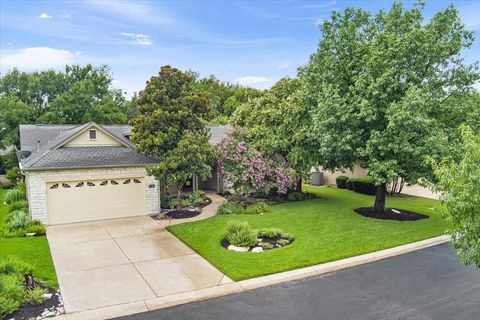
300, 1, 336, 9
277, 62, 290, 70
38, 13, 52, 19
0, 47, 81, 71
121, 32, 152, 45
61, 14, 71, 19
235, 76, 269, 86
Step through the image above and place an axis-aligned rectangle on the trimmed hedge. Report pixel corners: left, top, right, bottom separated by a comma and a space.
336, 175, 349, 189
346, 179, 353, 190
350, 177, 377, 195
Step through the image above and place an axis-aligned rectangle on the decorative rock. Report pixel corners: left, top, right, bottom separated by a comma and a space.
252, 247, 263, 253
45, 311, 56, 317
42, 293, 53, 300
227, 245, 249, 252
26, 232, 37, 237
392, 209, 401, 214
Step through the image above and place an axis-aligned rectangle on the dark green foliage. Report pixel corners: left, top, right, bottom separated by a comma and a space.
8, 201, 28, 213
4, 186, 26, 205
225, 220, 257, 247
25, 224, 46, 236
336, 176, 349, 189
0, 151, 18, 174
350, 177, 377, 195
244, 201, 271, 215
0, 65, 135, 148
5, 167, 22, 184
0, 257, 43, 318
218, 203, 244, 215
257, 228, 283, 238
346, 179, 353, 190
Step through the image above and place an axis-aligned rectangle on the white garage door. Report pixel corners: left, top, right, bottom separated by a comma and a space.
46, 177, 146, 225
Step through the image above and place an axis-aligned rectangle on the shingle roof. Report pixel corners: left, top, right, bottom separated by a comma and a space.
26, 146, 158, 169
18, 123, 231, 171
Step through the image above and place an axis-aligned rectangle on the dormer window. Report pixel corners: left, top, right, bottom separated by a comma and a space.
89, 130, 97, 140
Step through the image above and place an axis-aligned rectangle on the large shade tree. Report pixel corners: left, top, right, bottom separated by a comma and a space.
302, 2, 479, 213
234, 77, 316, 191
0, 64, 135, 148
431, 126, 480, 267
130, 65, 215, 210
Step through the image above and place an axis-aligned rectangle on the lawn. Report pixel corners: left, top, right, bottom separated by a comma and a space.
168, 186, 448, 281
0, 189, 58, 287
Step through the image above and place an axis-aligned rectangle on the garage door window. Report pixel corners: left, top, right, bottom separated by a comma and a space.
111, 180, 119, 185
87, 182, 95, 187
134, 179, 141, 184
100, 180, 108, 186
75, 182, 84, 187
50, 184, 59, 189
123, 179, 131, 184
62, 183, 71, 188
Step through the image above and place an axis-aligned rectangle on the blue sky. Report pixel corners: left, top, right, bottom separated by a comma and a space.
1, 0, 479, 96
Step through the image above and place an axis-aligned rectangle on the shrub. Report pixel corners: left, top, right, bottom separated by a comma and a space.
282, 232, 295, 241
257, 228, 283, 238
350, 177, 377, 195
0, 181, 16, 189
287, 192, 302, 201
225, 220, 257, 248
0, 257, 35, 318
6, 167, 22, 184
25, 224, 46, 236
218, 203, 244, 215
244, 201, 272, 215
346, 179, 353, 190
26, 287, 47, 305
6, 210, 31, 230
4, 186, 26, 205
336, 175, 349, 189
261, 242, 274, 250
189, 190, 206, 206
277, 239, 290, 246
0, 275, 27, 318
8, 200, 28, 213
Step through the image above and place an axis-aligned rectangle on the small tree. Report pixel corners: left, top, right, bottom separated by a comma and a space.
217, 134, 295, 196
131, 65, 214, 210
302, 2, 479, 213
431, 126, 480, 267
234, 77, 315, 192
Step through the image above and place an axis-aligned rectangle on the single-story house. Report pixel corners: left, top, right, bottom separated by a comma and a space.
18, 122, 230, 225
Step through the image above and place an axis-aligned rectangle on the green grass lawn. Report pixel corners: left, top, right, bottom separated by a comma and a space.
0, 189, 58, 287
168, 186, 447, 281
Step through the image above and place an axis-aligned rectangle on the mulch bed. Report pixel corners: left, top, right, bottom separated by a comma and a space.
151, 209, 201, 220
6, 286, 64, 320
354, 207, 429, 221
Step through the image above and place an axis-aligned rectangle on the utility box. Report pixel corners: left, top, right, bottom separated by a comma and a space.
311, 171, 324, 186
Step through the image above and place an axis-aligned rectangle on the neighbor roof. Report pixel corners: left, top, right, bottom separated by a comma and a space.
18, 123, 231, 171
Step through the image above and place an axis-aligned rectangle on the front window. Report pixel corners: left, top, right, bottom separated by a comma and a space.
89, 130, 96, 140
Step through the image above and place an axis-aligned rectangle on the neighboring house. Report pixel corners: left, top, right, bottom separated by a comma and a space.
18, 122, 230, 225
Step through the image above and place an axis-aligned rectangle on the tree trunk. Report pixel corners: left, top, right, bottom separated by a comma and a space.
176, 184, 182, 211
373, 183, 386, 213
296, 177, 302, 193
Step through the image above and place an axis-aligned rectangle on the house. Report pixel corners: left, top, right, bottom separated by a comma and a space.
18, 122, 230, 225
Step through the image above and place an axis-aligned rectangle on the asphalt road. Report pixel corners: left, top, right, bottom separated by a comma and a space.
116, 243, 480, 320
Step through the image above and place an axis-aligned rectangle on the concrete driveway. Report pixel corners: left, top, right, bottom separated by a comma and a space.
47, 216, 228, 313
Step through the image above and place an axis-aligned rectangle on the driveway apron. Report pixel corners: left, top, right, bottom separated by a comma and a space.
47, 216, 226, 313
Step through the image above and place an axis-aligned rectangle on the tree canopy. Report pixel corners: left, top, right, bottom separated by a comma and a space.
130, 65, 215, 210
432, 126, 480, 267
233, 77, 316, 190
0, 64, 137, 149
301, 1, 479, 213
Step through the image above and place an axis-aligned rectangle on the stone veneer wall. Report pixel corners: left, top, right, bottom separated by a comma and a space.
24, 166, 160, 224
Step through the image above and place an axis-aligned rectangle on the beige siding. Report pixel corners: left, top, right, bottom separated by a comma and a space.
316, 164, 368, 185
64, 126, 122, 147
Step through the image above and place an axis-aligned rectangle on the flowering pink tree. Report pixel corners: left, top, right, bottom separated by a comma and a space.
217, 135, 294, 195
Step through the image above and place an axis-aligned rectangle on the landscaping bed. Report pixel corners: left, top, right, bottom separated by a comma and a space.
168, 186, 447, 281
354, 207, 429, 221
